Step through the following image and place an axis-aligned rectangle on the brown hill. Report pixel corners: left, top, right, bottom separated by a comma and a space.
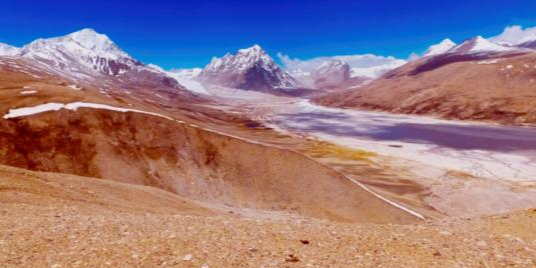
0, 164, 215, 216
315, 52, 536, 124
0, 108, 418, 223
0, 61, 421, 224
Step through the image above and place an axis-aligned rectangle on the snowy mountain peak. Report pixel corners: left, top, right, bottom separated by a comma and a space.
0, 43, 20, 56
199, 45, 299, 91
309, 60, 351, 89
18, 28, 139, 76
449, 36, 513, 54
423, 38, 456, 57
234, 44, 272, 66
314, 60, 349, 74
238, 44, 264, 54
65, 28, 120, 55
21, 28, 130, 59
203, 44, 276, 74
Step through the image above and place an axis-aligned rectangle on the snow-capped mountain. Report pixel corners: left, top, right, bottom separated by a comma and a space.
420, 36, 521, 58
423, 39, 456, 57
448, 36, 514, 54
0, 43, 20, 56
287, 60, 371, 90
288, 60, 349, 89
309, 60, 350, 89
18, 28, 142, 76
0, 28, 198, 103
199, 44, 299, 92
313, 60, 350, 80
311, 60, 372, 89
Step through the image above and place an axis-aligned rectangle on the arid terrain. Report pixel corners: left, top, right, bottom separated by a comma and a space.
2, 28, 536, 267
2, 165, 535, 268
315, 51, 536, 125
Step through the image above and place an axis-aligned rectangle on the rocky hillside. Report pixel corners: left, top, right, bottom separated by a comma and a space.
315, 37, 536, 124
0, 106, 418, 223
0, 57, 422, 223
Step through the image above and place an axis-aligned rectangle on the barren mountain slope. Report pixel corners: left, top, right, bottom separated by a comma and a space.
316, 52, 536, 124
1, 165, 534, 268
0, 61, 422, 223
0, 164, 215, 216
0, 108, 420, 223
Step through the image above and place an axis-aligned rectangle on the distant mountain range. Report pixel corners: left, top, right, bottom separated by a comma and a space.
3, 27, 536, 123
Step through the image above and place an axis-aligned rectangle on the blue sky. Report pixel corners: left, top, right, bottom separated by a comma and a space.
1, 0, 535, 69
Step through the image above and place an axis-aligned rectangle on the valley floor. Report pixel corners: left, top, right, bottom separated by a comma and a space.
199, 86, 536, 218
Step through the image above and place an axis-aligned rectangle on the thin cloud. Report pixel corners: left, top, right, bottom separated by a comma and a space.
490, 25, 536, 44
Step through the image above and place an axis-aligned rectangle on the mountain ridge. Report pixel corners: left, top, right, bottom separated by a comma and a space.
198, 44, 300, 92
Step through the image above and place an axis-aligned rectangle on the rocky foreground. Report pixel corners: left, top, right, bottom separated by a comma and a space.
1, 165, 535, 268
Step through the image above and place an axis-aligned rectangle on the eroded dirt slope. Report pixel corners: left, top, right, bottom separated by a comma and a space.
0, 107, 419, 223
0, 164, 215, 216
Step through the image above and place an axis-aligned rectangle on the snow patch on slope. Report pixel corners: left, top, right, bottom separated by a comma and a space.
3, 102, 173, 120
477, 59, 500, 65
20, 90, 38, 95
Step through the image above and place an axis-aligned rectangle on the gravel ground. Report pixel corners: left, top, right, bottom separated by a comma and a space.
0, 163, 535, 268
1, 203, 535, 268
